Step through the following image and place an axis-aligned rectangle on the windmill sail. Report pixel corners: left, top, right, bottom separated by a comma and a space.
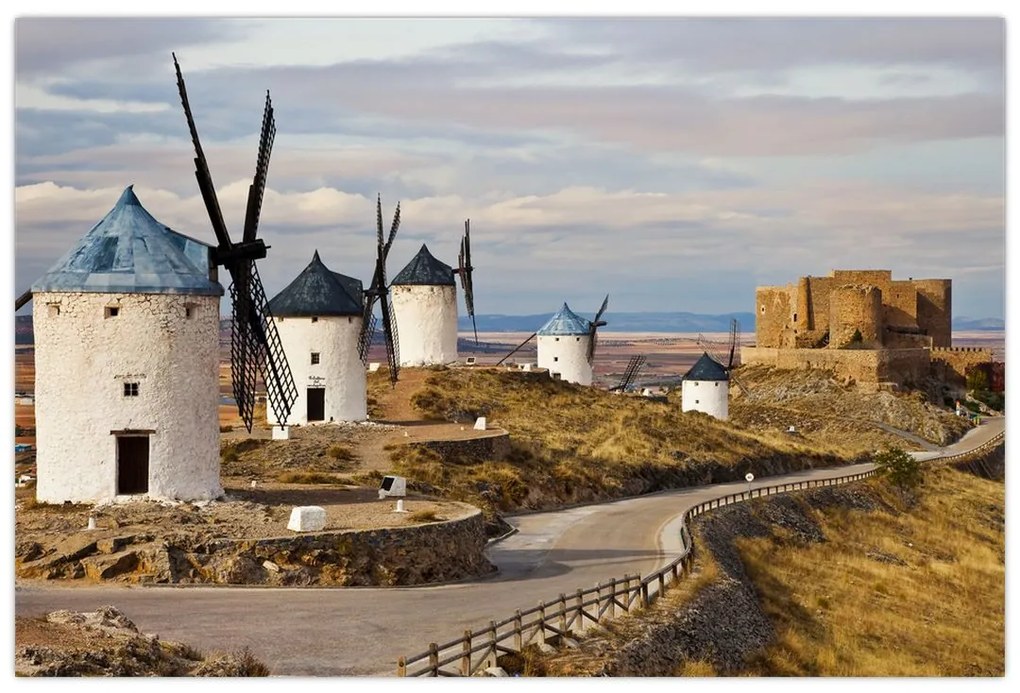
173, 54, 297, 431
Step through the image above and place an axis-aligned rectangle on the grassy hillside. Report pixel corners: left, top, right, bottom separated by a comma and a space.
527, 466, 1003, 677
731, 364, 971, 449
737, 467, 1004, 676
383, 367, 854, 513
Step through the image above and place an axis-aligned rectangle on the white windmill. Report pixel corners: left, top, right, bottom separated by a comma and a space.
267, 251, 366, 425
14, 58, 300, 502
390, 221, 477, 367
496, 296, 609, 386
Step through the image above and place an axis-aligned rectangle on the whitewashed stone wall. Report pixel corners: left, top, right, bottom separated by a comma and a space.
32, 291, 222, 503
537, 334, 593, 386
266, 315, 367, 425
392, 285, 458, 366
681, 379, 729, 420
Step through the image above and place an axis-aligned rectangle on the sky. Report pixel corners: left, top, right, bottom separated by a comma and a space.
13, 16, 1006, 318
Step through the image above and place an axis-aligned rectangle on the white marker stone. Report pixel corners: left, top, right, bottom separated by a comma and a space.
287, 506, 327, 532
474, 417, 487, 431
272, 425, 291, 440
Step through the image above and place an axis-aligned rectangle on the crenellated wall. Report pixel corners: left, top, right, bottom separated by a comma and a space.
753, 269, 952, 351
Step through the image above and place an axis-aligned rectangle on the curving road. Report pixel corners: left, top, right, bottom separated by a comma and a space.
14, 417, 1003, 675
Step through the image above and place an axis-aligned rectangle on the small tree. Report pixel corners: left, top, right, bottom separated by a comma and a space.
873, 446, 923, 490
967, 367, 990, 393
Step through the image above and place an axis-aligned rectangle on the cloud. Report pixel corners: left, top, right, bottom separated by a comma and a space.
12, 18, 1005, 319
15, 18, 249, 76
549, 18, 1005, 73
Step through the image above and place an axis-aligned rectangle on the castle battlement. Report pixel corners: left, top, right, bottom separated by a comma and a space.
755, 269, 952, 351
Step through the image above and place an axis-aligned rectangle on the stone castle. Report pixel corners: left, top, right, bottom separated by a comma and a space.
741, 270, 992, 393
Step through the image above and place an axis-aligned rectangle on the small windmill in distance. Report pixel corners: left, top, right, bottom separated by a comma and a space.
390, 220, 477, 367
358, 195, 402, 386
173, 53, 298, 431
498, 295, 608, 386
696, 318, 749, 396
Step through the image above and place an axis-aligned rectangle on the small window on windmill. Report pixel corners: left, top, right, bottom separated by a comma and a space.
694, 381, 699, 387
311, 352, 320, 365
555, 337, 560, 342
553, 356, 559, 362
105, 306, 120, 319
695, 399, 700, 404
311, 316, 319, 323
47, 303, 60, 317
576, 337, 580, 342
761, 306, 766, 314
123, 382, 139, 397
185, 303, 196, 319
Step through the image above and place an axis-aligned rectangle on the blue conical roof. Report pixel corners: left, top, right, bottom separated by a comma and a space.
31, 186, 222, 296
538, 303, 591, 336
268, 251, 363, 317
391, 244, 455, 286
684, 352, 729, 381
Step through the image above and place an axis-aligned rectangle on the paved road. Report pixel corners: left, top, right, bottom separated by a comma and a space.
15, 417, 1003, 675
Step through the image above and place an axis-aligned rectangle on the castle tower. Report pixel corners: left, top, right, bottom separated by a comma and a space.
391, 244, 458, 366
681, 352, 729, 420
267, 251, 366, 424
30, 186, 223, 504
829, 284, 882, 348
536, 303, 594, 385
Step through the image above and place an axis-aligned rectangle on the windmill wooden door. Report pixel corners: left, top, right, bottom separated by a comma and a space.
117, 435, 149, 495
307, 388, 325, 422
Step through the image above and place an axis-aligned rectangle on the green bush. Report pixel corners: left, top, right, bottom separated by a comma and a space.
873, 446, 923, 490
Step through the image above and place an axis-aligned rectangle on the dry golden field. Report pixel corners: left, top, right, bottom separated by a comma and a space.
738, 468, 1004, 676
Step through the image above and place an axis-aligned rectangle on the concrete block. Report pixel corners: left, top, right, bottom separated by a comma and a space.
474, 417, 487, 431
272, 425, 291, 440
368, 362, 381, 372
287, 506, 327, 532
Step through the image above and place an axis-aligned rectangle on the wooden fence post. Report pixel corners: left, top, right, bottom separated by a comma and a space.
576, 589, 584, 627
609, 578, 617, 618
640, 580, 649, 609
559, 593, 568, 634
428, 643, 439, 676
514, 610, 523, 651
461, 630, 472, 676
487, 621, 497, 669
538, 601, 547, 644
397, 657, 406, 677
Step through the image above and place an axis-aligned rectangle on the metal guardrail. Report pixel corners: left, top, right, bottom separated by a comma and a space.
397, 429, 1005, 676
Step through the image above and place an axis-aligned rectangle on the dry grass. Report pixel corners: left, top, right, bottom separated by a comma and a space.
408, 509, 442, 523
326, 444, 356, 462
731, 365, 971, 451
737, 468, 1004, 676
390, 368, 848, 513
276, 471, 340, 484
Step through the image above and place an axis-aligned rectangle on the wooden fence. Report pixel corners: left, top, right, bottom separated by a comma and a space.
397, 429, 1004, 676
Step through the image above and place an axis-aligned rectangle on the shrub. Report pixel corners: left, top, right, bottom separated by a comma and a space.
408, 509, 442, 523
873, 446, 923, 490
326, 444, 356, 462
277, 471, 337, 484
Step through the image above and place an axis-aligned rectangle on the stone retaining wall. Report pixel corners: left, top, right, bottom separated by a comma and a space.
409, 430, 511, 462
19, 507, 494, 587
